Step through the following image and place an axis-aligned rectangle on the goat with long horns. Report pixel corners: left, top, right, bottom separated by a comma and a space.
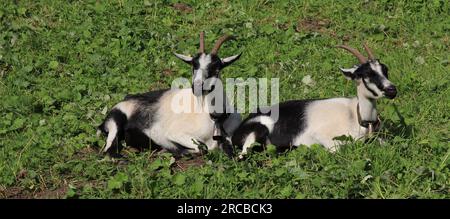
97, 32, 242, 158
232, 43, 397, 159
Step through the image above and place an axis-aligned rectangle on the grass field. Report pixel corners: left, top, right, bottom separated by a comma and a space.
0, 0, 448, 198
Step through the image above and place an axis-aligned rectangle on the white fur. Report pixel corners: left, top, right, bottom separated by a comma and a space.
114, 101, 136, 118
222, 54, 240, 63
102, 49, 241, 155
292, 98, 368, 150
237, 117, 275, 158
193, 69, 204, 83
102, 101, 137, 152
138, 53, 240, 154
237, 97, 371, 156
144, 88, 239, 152
104, 120, 118, 152
239, 132, 256, 159
363, 78, 384, 97
237, 60, 394, 155
370, 62, 383, 76
370, 61, 393, 91
199, 54, 211, 68
174, 53, 193, 62
339, 66, 358, 79
193, 54, 211, 84
249, 116, 275, 132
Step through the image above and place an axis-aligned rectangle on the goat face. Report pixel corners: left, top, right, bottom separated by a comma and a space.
340, 60, 397, 99
174, 33, 241, 97
337, 43, 397, 100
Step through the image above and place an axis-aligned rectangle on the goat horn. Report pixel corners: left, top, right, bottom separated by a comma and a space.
199, 32, 205, 54
210, 35, 233, 55
336, 45, 368, 64
363, 42, 375, 60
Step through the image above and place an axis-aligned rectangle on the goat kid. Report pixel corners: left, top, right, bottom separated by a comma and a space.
97, 32, 242, 158
232, 43, 397, 159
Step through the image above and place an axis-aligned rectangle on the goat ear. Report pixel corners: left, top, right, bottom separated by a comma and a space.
339, 66, 358, 80
174, 53, 193, 64
221, 53, 242, 68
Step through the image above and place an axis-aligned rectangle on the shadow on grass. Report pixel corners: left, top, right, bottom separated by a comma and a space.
382, 103, 415, 139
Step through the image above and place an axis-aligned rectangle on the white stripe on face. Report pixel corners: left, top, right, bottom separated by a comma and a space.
193, 54, 211, 84
363, 78, 383, 97
370, 62, 382, 74
193, 69, 204, 83
370, 61, 392, 88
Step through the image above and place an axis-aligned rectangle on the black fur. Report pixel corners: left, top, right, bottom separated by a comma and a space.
191, 53, 240, 77
269, 100, 312, 149
125, 128, 152, 151
209, 96, 230, 122
124, 89, 169, 133
362, 78, 378, 97
353, 62, 389, 92
190, 53, 240, 95
213, 135, 234, 157
124, 89, 169, 150
231, 122, 269, 152
232, 99, 313, 152
98, 109, 127, 157
197, 54, 222, 77
124, 89, 169, 102
380, 63, 389, 78
98, 89, 168, 156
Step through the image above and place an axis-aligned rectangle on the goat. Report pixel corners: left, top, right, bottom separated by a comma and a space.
231, 43, 397, 159
97, 32, 242, 158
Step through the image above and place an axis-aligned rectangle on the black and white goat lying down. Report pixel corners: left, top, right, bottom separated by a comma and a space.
97, 32, 242, 158
232, 43, 397, 158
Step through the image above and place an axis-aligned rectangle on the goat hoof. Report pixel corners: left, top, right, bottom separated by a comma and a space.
237, 154, 246, 161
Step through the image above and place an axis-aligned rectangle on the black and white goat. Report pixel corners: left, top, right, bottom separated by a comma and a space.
97, 32, 242, 157
232, 43, 397, 158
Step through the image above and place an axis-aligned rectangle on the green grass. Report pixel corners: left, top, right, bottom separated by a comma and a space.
0, 0, 449, 198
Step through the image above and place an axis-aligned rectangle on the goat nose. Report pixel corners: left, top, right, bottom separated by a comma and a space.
386, 86, 397, 93
384, 86, 397, 99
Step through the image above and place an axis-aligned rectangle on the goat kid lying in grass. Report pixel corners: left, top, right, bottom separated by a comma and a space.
232, 43, 398, 159
97, 32, 242, 159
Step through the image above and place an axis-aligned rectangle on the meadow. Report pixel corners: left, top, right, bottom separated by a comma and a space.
0, 0, 448, 198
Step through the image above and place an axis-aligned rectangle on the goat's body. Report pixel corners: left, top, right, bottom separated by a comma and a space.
232, 97, 370, 154
98, 88, 241, 156
231, 44, 396, 158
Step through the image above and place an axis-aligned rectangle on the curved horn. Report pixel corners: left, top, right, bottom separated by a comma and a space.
199, 32, 205, 54
336, 45, 368, 64
363, 42, 375, 60
210, 35, 233, 55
